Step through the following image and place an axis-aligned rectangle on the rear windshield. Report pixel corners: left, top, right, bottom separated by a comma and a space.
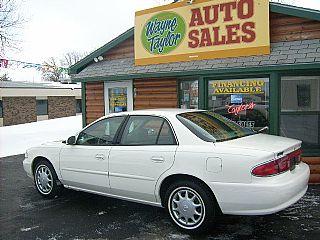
177, 111, 256, 142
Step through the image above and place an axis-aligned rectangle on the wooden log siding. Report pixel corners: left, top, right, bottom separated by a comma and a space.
104, 37, 134, 60
134, 79, 178, 110
302, 157, 320, 184
86, 82, 105, 124
270, 13, 320, 42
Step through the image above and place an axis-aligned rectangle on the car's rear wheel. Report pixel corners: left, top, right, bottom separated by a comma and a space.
164, 180, 216, 233
34, 160, 62, 198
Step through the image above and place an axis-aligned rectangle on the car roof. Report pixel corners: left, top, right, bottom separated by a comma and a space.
102, 108, 203, 118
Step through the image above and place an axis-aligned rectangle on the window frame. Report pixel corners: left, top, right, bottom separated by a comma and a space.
116, 115, 178, 146
75, 115, 127, 146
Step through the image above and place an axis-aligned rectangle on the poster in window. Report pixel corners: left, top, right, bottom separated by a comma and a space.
208, 78, 269, 131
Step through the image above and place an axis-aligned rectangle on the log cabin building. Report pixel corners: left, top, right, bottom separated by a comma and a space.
70, 1, 320, 183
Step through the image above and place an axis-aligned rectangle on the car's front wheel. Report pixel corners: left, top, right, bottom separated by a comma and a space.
164, 180, 216, 233
34, 160, 62, 198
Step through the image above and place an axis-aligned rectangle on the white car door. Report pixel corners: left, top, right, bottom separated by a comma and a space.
108, 115, 178, 202
60, 116, 126, 193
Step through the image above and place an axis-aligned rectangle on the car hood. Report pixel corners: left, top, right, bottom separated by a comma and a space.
218, 134, 301, 155
39, 140, 65, 148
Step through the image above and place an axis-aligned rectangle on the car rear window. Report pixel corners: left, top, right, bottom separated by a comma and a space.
177, 111, 256, 142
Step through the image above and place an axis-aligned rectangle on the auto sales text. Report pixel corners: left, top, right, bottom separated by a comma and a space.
188, 0, 256, 48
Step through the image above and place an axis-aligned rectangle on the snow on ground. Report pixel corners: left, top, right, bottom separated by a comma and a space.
0, 116, 82, 158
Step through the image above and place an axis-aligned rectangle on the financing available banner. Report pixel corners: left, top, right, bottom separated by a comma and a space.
135, 0, 270, 66
211, 79, 266, 94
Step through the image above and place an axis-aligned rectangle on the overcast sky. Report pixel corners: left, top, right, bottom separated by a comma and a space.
2, 0, 320, 82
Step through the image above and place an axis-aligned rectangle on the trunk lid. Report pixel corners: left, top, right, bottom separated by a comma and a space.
218, 133, 301, 156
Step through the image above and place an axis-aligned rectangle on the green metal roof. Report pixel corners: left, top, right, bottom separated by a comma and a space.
270, 2, 320, 21
69, 2, 320, 76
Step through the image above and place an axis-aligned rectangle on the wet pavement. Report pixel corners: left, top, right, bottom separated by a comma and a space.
1, 155, 319, 240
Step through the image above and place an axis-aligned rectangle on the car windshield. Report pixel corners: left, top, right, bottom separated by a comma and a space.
177, 111, 256, 142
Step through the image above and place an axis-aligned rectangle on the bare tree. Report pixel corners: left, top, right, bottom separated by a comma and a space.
0, 0, 25, 54
62, 51, 87, 67
0, 73, 11, 81
41, 57, 63, 82
42, 51, 86, 82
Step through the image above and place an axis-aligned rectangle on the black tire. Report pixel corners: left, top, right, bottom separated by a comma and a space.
164, 180, 216, 233
33, 160, 62, 199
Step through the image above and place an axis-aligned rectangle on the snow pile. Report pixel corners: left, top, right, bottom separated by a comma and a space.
0, 115, 82, 158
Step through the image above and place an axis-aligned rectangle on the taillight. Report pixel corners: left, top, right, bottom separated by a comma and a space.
277, 156, 290, 172
289, 149, 302, 164
252, 160, 280, 177
252, 149, 302, 177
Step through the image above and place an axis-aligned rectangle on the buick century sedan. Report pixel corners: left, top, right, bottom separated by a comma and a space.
23, 109, 310, 232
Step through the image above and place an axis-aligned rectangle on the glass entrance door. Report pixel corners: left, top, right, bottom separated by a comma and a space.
105, 81, 133, 114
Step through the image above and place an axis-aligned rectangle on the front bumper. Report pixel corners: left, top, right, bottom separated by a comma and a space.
209, 162, 310, 215
23, 158, 33, 179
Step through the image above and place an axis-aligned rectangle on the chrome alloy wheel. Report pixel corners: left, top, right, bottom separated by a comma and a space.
35, 165, 53, 195
168, 187, 205, 229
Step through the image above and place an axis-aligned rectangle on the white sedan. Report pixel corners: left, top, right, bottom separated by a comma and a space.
23, 109, 310, 232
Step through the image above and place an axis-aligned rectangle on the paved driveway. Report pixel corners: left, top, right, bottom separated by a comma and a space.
1, 155, 319, 240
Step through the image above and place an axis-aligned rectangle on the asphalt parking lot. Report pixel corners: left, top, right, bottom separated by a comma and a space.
1, 155, 320, 240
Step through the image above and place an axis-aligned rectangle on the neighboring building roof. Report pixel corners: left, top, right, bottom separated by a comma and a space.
0, 81, 81, 89
69, 2, 320, 77
71, 39, 320, 81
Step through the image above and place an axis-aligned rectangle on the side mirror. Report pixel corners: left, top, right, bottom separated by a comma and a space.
67, 136, 76, 145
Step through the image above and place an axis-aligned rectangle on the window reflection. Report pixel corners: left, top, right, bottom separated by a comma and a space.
208, 78, 269, 131
281, 76, 320, 153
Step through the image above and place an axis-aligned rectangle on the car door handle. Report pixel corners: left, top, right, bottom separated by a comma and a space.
95, 154, 106, 161
151, 156, 164, 163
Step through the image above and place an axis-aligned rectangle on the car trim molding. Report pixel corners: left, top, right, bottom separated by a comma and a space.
109, 172, 155, 181
61, 168, 108, 176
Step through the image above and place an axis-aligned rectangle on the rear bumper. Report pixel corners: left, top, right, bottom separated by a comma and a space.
209, 163, 310, 215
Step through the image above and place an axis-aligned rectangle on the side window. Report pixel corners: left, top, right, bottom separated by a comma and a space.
121, 116, 176, 145
77, 116, 125, 146
157, 121, 176, 145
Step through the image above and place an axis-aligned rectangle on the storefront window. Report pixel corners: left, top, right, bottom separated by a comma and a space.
179, 80, 198, 109
208, 78, 269, 131
281, 76, 320, 153
108, 87, 127, 113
